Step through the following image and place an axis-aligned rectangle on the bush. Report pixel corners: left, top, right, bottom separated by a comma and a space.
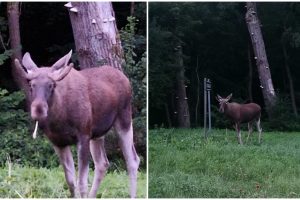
263, 95, 300, 131
0, 88, 59, 168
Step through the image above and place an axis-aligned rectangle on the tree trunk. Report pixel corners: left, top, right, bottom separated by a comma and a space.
7, 3, 31, 101
247, 44, 253, 102
195, 55, 200, 126
245, 2, 277, 117
130, 2, 135, 16
175, 45, 190, 128
282, 39, 298, 117
164, 103, 172, 127
67, 2, 123, 70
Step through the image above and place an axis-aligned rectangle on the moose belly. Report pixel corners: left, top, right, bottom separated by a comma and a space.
44, 124, 78, 147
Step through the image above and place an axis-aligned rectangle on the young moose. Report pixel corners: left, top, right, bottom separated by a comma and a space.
216, 94, 262, 145
14, 51, 140, 198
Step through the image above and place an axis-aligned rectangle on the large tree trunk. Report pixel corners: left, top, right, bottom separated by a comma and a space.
7, 3, 30, 102
175, 45, 190, 128
282, 39, 298, 117
246, 2, 277, 117
67, 2, 123, 70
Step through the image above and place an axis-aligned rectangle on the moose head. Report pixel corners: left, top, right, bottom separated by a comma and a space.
14, 51, 73, 121
216, 93, 232, 113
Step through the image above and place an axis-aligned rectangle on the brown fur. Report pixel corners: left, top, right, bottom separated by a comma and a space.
15, 51, 140, 197
217, 94, 262, 144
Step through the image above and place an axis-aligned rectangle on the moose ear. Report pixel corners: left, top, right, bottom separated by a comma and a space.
49, 50, 73, 81
226, 93, 232, 100
216, 94, 222, 101
22, 52, 38, 74
51, 50, 72, 70
49, 63, 74, 81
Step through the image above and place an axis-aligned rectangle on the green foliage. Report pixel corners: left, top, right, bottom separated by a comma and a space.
120, 16, 146, 159
264, 95, 300, 131
0, 49, 13, 65
0, 88, 59, 168
0, 165, 146, 198
149, 128, 300, 198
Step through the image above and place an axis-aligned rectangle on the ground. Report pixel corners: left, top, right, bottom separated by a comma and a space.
0, 166, 146, 198
149, 128, 300, 198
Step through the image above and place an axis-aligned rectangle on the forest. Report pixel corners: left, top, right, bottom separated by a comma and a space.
149, 2, 300, 131
0, 2, 146, 198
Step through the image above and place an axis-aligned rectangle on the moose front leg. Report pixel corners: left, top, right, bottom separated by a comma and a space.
53, 146, 77, 197
77, 135, 90, 198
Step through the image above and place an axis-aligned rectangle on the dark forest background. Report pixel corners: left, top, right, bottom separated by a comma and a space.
149, 2, 300, 131
0, 2, 146, 169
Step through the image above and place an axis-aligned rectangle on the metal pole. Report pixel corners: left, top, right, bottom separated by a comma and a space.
203, 78, 207, 138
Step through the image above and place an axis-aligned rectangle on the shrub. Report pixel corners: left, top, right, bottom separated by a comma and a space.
0, 88, 59, 168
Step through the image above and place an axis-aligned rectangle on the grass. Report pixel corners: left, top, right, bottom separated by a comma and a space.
0, 165, 146, 198
149, 128, 300, 198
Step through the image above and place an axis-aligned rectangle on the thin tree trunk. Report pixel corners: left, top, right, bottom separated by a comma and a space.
7, 2, 30, 102
164, 103, 172, 127
246, 2, 277, 117
130, 2, 135, 16
282, 40, 298, 117
247, 44, 253, 102
195, 55, 200, 126
175, 45, 190, 128
68, 2, 123, 70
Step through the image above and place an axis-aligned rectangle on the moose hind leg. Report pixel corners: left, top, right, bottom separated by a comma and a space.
115, 121, 140, 198
88, 138, 109, 198
246, 122, 253, 142
256, 117, 263, 143
54, 146, 77, 197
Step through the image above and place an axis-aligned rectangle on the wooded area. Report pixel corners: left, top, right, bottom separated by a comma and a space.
149, 2, 300, 130
0, 2, 146, 172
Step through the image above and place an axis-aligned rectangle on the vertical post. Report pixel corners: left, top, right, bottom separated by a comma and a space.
207, 79, 212, 132
203, 78, 207, 138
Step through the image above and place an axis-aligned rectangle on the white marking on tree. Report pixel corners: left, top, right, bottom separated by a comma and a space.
70, 7, 78, 13
268, 79, 275, 95
64, 2, 72, 8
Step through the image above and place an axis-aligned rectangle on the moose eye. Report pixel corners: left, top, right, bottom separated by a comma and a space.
30, 83, 35, 88
48, 83, 55, 90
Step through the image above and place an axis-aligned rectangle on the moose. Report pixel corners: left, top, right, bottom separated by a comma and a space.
14, 50, 140, 198
216, 94, 262, 145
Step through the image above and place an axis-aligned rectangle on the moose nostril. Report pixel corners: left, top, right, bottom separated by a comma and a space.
36, 105, 44, 115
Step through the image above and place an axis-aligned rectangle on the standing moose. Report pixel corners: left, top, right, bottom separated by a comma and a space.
216, 94, 262, 145
14, 50, 140, 198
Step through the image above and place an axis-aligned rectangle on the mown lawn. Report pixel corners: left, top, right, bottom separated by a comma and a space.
0, 166, 146, 198
149, 128, 300, 198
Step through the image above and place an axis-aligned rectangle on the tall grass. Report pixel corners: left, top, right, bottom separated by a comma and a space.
149, 128, 300, 198
0, 165, 146, 198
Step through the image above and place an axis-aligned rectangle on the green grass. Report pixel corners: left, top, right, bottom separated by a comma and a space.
0, 165, 146, 198
149, 128, 300, 198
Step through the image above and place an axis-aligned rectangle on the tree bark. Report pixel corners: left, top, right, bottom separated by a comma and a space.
7, 2, 30, 101
246, 2, 277, 117
247, 44, 253, 102
68, 2, 123, 70
175, 45, 190, 128
282, 39, 298, 117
